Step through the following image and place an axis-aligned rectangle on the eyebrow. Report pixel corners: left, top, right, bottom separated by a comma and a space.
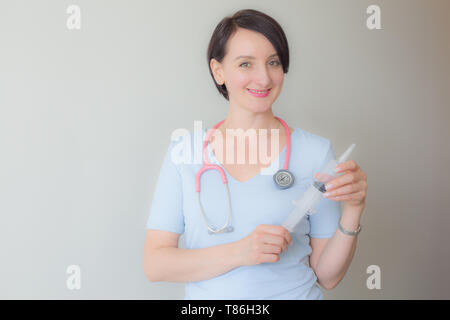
234, 53, 279, 60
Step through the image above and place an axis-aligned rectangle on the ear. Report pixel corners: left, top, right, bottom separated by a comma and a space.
210, 58, 224, 85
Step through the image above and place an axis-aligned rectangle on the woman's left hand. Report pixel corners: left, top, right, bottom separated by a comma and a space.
315, 160, 368, 210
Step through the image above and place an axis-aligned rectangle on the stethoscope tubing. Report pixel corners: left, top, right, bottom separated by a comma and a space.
195, 117, 292, 234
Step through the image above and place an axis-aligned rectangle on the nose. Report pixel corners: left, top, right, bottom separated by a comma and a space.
252, 64, 271, 88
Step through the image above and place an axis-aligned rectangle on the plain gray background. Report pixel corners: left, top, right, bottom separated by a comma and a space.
1, 0, 449, 299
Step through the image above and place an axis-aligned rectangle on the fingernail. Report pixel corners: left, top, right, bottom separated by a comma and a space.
323, 192, 331, 197
326, 184, 333, 190
334, 167, 341, 173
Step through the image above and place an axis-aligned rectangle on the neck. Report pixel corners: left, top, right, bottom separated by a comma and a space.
219, 103, 281, 132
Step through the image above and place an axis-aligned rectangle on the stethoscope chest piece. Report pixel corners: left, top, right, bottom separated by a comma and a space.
274, 169, 295, 189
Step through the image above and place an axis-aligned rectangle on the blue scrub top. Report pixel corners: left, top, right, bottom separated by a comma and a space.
146, 126, 342, 299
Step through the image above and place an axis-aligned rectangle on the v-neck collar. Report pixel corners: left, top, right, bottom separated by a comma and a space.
203, 127, 296, 184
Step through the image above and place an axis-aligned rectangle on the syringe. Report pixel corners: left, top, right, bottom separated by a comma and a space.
281, 143, 356, 233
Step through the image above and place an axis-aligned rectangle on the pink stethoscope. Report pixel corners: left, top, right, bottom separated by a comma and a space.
195, 116, 295, 235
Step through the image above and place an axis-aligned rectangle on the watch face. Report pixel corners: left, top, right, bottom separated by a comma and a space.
274, 170, 294, 189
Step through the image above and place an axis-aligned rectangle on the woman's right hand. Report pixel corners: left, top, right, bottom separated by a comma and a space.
235, 224, 293, 266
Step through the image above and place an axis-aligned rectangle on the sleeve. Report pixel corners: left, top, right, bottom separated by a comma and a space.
146, 140, 185, 234
308, 140, 342, 238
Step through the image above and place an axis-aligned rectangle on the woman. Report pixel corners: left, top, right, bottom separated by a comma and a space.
143, 9, 368, 300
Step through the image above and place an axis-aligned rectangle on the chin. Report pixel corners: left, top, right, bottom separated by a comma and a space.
249, 101, 273, 113
246, 94, 278, 113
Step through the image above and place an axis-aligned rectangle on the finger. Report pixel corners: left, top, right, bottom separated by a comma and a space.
279, 229, 292, 245
262, 234, 285, 246
324, 180, 365, 198
262, 244, 283, 254
287, 233, 293, 245
279, 227, 293, 245
314, 172, 335, 182
260, 253, 280, 264
262, 225, 292, 244
260, 224, 285, 235
325, 170, 365, 192
326, 190, 365, 202
335, 160, 359, 173
262, 234, 287, 251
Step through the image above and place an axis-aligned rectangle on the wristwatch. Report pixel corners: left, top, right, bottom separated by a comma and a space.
338, 219, 362, 236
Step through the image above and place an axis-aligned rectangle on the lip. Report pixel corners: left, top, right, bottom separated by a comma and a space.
246, 88, 271, 98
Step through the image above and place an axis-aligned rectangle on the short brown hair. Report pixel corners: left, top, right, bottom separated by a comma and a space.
207, 9, 290, 100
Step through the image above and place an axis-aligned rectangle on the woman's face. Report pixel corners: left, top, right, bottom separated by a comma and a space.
211, 28, 285, 113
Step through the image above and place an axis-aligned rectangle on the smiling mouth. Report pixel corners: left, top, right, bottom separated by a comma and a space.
247, 88, 271, 93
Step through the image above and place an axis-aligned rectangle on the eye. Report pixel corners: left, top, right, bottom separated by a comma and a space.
240, 60, 281, 68
269, 60, 281, 66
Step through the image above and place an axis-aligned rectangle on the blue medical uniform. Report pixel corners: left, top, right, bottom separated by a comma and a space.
146, 126, 342, 299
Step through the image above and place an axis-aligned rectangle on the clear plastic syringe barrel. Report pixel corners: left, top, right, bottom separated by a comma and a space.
281, 143, 356, 232
281, 185, 322, 232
